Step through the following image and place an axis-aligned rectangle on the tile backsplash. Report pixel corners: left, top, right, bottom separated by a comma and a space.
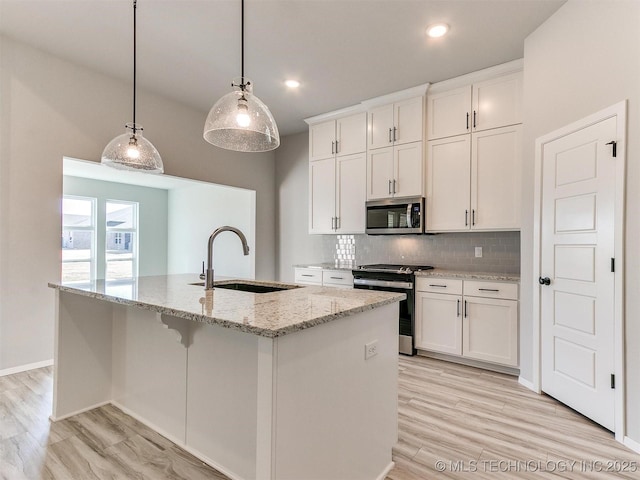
322, 231, 520, 273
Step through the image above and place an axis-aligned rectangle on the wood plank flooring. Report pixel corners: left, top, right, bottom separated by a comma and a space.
1, 357, 638, 479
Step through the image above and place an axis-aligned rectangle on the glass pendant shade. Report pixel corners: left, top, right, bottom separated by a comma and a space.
102, 123, 164, 173
203, 79, 280, 152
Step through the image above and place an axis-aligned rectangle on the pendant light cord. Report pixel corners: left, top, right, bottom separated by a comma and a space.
132, 0, 137, 133
241, 0, 245, 88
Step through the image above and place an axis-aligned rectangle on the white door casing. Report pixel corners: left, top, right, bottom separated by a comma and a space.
533, 101, 626, 439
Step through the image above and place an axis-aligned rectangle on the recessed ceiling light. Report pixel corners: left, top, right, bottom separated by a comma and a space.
426, 23, 449, 38
285, 80, 300, 88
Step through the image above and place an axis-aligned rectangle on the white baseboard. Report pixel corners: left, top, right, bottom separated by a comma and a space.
624, 436, 640, 454
376, 461, 395, 480
518, 376, 538, 393
0, 359, 53, 377
50, 400, 111, 422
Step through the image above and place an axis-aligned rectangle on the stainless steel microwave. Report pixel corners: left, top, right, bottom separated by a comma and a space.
365, 197, 424, 234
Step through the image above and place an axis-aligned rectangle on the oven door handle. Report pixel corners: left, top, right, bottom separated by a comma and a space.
353, 278, 413, 289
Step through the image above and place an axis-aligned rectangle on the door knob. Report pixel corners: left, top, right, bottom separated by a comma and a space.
538, 276, 551, 286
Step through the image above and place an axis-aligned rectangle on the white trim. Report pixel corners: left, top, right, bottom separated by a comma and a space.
624, 436, 640, 455
518, 376, 538, 393
49, 400, 110, 422
375, 461, 396, 480
427, 59, 523, 95
0, 359, 53, 377
532, 100, 627, 441
360, 83, 430, 108
304, 104, 365, 125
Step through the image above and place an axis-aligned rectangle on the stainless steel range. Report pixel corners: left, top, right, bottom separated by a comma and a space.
352, 264, 434, 355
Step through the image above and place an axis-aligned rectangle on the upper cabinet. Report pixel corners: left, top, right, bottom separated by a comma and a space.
309, 113, 367, 161
426, 71, 523, 140
368, 97, 424, 150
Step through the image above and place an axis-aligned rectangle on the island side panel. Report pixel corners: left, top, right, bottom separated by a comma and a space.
53, 291, 114, 420
185, 321, 261, 480
273, 303, 399, 480
111, 307, 189, 444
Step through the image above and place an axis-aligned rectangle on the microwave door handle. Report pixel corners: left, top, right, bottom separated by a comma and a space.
407, 204, 413, 228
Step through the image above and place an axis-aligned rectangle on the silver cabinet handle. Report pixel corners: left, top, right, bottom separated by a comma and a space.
388, 180, 392, 194
472, 209, 476, 226
331, 141, 335, 155
473, 110, 477, 129
464, 300, 468, 318
393, 179, 397, 194
393, 126, 397, 142
457, 299, 460, 317
331, 217, 335, 230
301, 274, 314, 277
429, 284, 447, 288
465, 210, 468, 226
335, 140, 339, 154
466, 112, 469, 130
479, 288, 499, 292
335, 217, 340, 230
388, 128, 393, 143
330, 276, 344, 280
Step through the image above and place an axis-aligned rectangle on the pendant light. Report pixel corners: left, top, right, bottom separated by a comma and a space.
203, 0, 280, 152
102, 0, 163, 173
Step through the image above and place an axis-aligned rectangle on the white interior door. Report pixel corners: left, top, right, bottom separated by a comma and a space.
540, 116, 617, 431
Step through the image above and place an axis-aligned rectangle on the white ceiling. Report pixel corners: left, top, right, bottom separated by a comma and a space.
0, 0, 565, 136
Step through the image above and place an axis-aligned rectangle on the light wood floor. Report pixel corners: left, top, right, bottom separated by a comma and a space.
1, 357, 638, 479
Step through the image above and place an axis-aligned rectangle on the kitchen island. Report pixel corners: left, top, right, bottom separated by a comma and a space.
49, 275, 404, 480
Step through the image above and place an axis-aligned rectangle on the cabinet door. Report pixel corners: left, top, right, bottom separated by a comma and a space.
471, 125, 522, 230
336, 112, 366, 156
368, 104, 394, 150
393, 141, 424, 198
336, 153, 366, 233
426, 86, 472, 140
415, 292, 462, 355
463, 297, 518, 367
309, 158, 336, 234
394, 96, 423, 145
472, 71, 522, 132
309, 120, 336, 161
366, 147, 394, 200
426, 135, 471, 231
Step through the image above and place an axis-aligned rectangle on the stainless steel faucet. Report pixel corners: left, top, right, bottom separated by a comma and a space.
205, 226, 250, 290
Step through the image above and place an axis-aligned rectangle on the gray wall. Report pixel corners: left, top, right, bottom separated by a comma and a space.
521, 0, 640, 441
63, 175, 169, 278
0, 36, 275, 372
275, 132, 520, 283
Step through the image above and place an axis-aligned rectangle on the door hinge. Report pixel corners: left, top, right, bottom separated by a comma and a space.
611, 374, 615, 389
611, 258, 615, 273
605, 140, 617, 157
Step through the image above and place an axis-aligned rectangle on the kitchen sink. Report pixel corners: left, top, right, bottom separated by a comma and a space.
188, 281, 299, 294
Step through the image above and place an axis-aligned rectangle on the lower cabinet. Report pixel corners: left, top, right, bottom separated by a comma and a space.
294, 267, 353, 288
415, 277, 518, 368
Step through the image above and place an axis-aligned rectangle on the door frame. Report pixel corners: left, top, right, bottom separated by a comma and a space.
531, 101, 627, 441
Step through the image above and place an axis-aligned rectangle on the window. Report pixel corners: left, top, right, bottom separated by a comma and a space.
105, 201, 138, 281
61, 196, 96, 284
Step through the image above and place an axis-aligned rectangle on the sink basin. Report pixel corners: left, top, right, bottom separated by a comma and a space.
188, 281, 299, 294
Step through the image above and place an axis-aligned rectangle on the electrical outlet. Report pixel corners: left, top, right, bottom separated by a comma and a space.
365, 340, 379, 360
475, 247, 483, 258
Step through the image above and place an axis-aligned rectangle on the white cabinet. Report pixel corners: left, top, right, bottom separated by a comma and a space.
426, 71, 522, 140
294, 267, 353, 288
426, 125, 522, 232
309, 153, 366, 234
308, 112, 367, 234
368, 97, 424, 150
366, 142, 423, 200
415, 277, 519, 368
309, 113, 367, 161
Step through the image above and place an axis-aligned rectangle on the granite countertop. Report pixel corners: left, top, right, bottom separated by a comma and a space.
293, 263, 355, 271
414, 269, 520, 282
48, 274, 404, 338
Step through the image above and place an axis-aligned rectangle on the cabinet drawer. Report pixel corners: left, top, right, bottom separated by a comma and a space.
416, 277, 463, 295
463, 280, 518, 300
294, 268, 322, 285
322, 270, 353, 287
